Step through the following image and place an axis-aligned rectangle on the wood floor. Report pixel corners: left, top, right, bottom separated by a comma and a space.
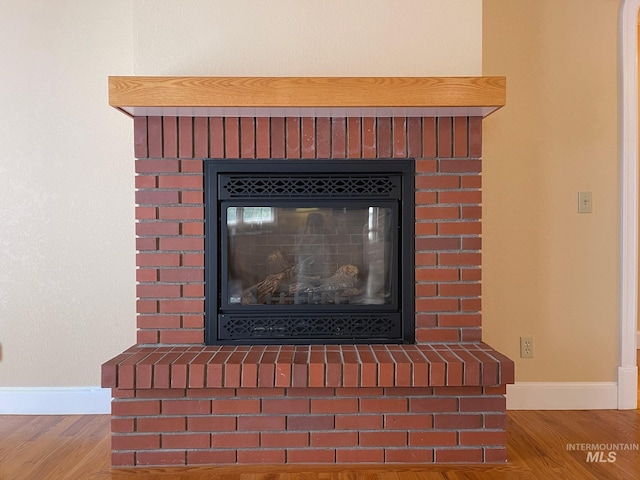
1, 409, 639, 480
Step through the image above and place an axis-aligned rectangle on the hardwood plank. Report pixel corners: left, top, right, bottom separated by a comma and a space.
0, 410, 639, 479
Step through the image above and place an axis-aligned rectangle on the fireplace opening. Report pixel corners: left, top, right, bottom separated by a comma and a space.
205, 159, 415, 345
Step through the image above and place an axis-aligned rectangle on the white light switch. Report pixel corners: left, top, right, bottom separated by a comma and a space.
578, 192, 592, 213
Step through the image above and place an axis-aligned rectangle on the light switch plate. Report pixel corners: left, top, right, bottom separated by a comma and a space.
578, 192, 592, 213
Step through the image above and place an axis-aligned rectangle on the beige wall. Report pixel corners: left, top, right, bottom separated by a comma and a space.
132, 0, 482, 76
0, 0, 625, 388
0, 1, 135, 386
0, 1, 482, 387
482, 0, 621, 381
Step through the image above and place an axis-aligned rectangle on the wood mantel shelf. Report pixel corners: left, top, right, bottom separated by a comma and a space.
109, 76, 506, 118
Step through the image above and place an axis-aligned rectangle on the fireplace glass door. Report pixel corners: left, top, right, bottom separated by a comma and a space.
205, 159, 414, 345
222, 203, 397, 309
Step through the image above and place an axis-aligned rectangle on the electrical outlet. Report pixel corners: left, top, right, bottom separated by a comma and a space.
520, 336, 534, 358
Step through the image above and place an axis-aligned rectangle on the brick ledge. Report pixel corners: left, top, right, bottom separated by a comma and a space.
102, 343, 513, 390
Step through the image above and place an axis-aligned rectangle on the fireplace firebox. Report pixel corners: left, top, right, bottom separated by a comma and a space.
205, 159, 415, 344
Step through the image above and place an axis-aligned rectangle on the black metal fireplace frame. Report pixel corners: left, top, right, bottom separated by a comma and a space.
204, 158, 415, 345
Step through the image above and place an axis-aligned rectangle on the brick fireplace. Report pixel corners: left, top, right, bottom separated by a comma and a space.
102, 77, 514, 467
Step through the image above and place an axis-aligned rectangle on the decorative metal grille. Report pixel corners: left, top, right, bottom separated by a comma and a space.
219, 313, 400, 340
220, 175, 398, 198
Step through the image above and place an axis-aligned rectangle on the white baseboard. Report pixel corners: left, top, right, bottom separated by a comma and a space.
0, 383, 625, 413
618, 365, 639, 409
0, 387, 111, 414
507, 382, 618, 410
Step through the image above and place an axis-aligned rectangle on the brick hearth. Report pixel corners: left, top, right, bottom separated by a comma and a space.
102, 111, 514, 467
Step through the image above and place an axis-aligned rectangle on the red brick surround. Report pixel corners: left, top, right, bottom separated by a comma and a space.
131, 116, 483, 345
103, 344, 513, 390
110, 385, 507, 466
102, 115, 514, 466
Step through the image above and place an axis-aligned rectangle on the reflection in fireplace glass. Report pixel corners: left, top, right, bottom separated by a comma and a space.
225, 206, 393, 307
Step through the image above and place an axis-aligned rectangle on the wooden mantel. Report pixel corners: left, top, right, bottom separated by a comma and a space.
109, 76, 506, 118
